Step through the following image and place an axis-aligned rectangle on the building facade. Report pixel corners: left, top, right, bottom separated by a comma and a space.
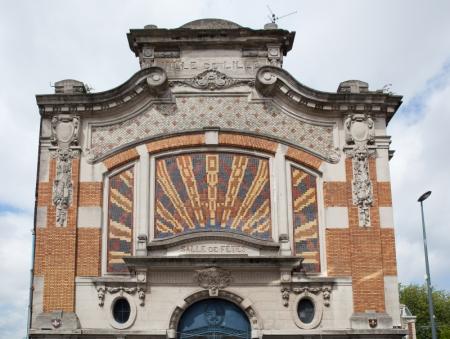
30, 19, 406, 339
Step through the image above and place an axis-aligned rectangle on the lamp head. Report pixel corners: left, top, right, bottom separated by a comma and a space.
418, 191, 432, 202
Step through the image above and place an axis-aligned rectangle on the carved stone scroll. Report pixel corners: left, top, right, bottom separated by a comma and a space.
344, 113, 375, 227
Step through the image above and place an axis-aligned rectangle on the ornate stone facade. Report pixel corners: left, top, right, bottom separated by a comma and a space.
30, 18, 407, 339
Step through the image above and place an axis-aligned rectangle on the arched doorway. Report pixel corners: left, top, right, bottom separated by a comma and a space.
177, 298, 251, 339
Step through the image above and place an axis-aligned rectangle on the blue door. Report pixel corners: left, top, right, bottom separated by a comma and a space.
177, 298, 251, 339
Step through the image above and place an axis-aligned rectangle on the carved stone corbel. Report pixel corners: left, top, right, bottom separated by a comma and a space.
50, 115, 80, 227
344, 113, 375, 227
194, 267, 233, 296
267, 44, 282, 67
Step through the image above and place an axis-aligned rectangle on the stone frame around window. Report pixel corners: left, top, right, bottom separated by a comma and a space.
108, 293, 137, 330
291, 291, 324, 329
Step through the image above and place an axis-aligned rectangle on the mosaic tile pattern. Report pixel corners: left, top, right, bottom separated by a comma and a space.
291, 166, 320, 273
154, 153, 272, 240
90, 97, 334, 159
107, 168, 134, 272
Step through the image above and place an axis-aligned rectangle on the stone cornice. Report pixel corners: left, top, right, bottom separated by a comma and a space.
255, 66, 403, 122
124, 256, 302, 269
147, 231, 280, 251
35, 67, 169, 117
127, 26, 295, 56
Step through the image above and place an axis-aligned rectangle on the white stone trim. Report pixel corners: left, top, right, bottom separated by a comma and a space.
325, 207, 349, 228
291, 291, 324, 329
376, 149, 391, 181
79, 156, 106, 182
204, 130, 219, 144
384, 275, 401, 327
379, 207, 394, 228
38, 149, 50, 182
274, 143, 288, 246
136, 145, 150, 241
36, 207, 47, 228
77, 206, 102, 228
108, 294, 137, 330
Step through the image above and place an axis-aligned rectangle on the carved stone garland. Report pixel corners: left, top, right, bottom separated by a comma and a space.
96, 286, 146, 307
194, 267, 233, 296
344, 113, 375, 227
281, 286, 332, 307
170, 69, 254, 90
50, 115, 80, 227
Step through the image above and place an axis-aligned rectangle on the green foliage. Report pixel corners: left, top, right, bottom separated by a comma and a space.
400, 284, 450, 339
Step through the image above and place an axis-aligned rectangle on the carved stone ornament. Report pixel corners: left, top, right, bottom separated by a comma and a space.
280, 286, 332, 307
344, 113, 375, 227
51, 115, 80, 148
267, 45, 282, 67
97, 287, 106, 307
170, 70, 253, 90
51, 148, 75, 227
96, 285, 146, 307
369, 318, 378, 328
50, 115, 80, 227
51, 310, 63, 329
194, 267, 233, 296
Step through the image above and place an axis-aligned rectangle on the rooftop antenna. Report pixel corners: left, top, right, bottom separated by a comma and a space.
266, 5, 297, 27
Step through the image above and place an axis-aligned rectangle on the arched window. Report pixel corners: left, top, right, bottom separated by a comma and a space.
177, 298, 251, 339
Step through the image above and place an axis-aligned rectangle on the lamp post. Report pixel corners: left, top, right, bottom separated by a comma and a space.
418, 190, 437, 339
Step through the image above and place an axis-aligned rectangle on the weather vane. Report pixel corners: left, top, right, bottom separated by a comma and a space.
267, 5, 297, 24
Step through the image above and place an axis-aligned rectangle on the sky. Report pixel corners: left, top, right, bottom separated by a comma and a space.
1, 0, 450, 337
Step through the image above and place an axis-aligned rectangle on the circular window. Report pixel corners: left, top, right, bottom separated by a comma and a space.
297, 298, 315, 324
113, 298, 131, 324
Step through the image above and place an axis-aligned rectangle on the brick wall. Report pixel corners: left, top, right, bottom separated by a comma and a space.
35, 157, 80, 312
76, 228, 101, 276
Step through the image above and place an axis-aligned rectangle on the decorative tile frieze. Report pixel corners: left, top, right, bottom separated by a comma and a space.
89, 96, 335, 161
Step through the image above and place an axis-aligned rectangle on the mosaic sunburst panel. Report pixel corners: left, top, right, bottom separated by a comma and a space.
107, 168, 134, 272
291, 166, 320, 273
154, 153, 272, 240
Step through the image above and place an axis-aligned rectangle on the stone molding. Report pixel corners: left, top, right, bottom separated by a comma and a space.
147, 231, 280, 251
167, 289, 261, 339
255, 66, 402, 120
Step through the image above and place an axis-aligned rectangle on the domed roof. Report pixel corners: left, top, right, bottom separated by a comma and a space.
180, 18, 241, 29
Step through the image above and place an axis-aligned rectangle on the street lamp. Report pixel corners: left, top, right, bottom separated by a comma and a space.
418, 190, 437, 339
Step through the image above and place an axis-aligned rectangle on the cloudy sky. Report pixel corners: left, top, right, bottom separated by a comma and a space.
1, 0, 450, 337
